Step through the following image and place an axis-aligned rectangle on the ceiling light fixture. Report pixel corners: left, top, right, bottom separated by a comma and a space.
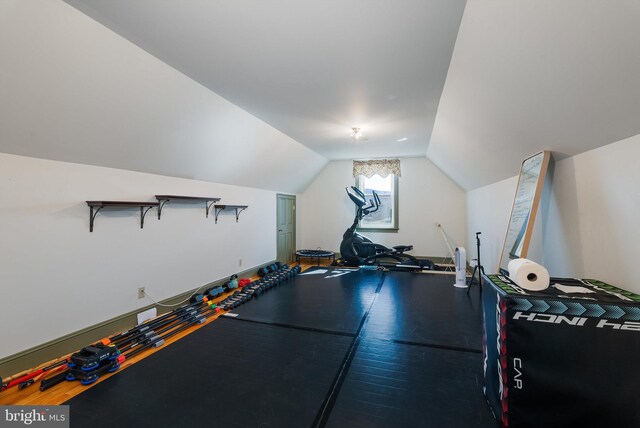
350, 127, 368, 142
396, 137, 407, 142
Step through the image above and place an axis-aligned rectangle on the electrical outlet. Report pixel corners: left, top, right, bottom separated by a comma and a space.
239, 258, 242, 267
138, 287, 145, 299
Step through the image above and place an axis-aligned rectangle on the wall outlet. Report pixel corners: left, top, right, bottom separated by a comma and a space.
138, 287, 145, 299
239, 258, 242, 267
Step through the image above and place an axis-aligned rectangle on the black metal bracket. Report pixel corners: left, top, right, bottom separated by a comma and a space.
206, 201, 215, 218
154, 196, 221, 220
89, 206, 103, 233
141, 206, 153, 229
86, 201, 159, 232
235, 207, 247, 222
214, 207, 223, 224
214, 205, 248, 224
157, 199, 169, 220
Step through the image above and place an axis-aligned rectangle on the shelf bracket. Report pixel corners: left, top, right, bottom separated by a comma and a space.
89, 206, 103, 233
206, 201, 215, 218
235, 207, 247, 222
87, 201, 159, 232
154, 196, 221, 219
214, 206, 223, 224
157, 199, 170, 220
213, 205, 248, 224
141, 206, 153, 229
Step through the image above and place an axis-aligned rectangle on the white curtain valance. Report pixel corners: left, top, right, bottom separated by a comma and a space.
352, 159, 401, 178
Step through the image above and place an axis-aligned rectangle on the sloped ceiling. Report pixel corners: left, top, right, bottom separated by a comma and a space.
64, 0, 467, 160
7, 1, 640, 192
428, 0, 640, 190
0, 0, 327, 194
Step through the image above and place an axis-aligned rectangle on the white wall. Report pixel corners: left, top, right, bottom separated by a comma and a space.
0, 0, 327, 195
466, 134, 640, 292
0, 154, 277, 359
299, 157, 467, 258
466, 176, 519, 272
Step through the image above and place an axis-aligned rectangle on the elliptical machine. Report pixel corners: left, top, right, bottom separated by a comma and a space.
339, 186, 433, 270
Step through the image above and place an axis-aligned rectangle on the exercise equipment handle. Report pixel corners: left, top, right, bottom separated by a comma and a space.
346, 186, 379, 214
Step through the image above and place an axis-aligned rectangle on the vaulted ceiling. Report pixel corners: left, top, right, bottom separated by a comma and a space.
54, 0, 640, 190
64, 0, 466, 162
429, 0, 640, 189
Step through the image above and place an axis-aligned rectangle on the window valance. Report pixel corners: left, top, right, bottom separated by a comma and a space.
352, 159, 401, 178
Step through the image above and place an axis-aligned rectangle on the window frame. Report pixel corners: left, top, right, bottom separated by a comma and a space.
355, 174, 399, 232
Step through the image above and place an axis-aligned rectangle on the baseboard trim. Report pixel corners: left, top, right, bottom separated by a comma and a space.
0, 262, 275, 378
426, 256, 453, 265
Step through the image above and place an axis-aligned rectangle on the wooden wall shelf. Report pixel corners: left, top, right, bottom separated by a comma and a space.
154, 195, 221, 219
86, 201, 159, 232
213, 205, 248, 224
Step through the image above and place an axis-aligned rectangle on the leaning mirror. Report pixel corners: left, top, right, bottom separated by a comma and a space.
498, 151, 551, 274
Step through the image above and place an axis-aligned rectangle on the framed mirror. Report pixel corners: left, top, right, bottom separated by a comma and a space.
498, 151, 551, 274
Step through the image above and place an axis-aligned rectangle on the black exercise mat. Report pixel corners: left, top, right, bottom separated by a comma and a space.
325, 339, 496, 428
365, 272, 484, 351
65, 318, 352, 428
231, 267, 382, 335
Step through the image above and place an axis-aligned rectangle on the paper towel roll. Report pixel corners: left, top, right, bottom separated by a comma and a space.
508, 258, 550, 291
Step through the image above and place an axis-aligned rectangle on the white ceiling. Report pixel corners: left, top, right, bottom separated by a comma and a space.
56, 0, 640, 191
64, 0, 467, 161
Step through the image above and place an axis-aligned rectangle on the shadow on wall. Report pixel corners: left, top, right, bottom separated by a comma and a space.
527, 156, 555, 269
540, 156, 584, 277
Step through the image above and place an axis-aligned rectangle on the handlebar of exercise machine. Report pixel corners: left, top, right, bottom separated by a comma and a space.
346, 186, 380, 217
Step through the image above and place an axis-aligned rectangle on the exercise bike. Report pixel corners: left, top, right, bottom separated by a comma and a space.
339, 186, 433, 270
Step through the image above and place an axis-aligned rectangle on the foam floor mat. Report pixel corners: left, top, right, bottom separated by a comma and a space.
366, 272, 484, 351
325, 338, 496, 428
230, 267, 382, 335
66, 317, 352, 428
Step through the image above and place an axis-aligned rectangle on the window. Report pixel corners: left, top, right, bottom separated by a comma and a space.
355, 174, 398, 231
